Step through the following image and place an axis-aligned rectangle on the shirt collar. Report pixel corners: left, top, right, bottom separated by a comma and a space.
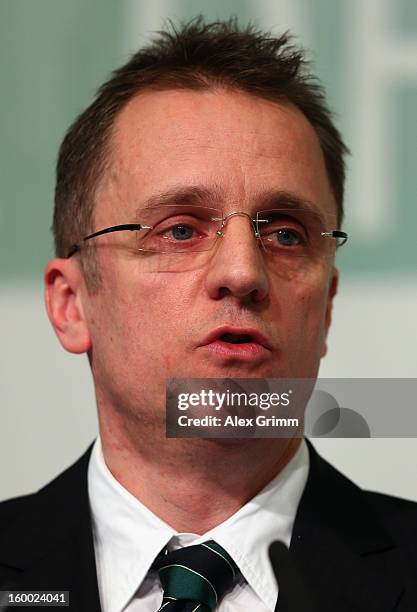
194, 440, 309, 609
88, 437, 309, 612
88, 438, 176, 612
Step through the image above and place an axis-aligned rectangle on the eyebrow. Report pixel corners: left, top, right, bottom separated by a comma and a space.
134, 185, 327, 220
135, 186, 223, 219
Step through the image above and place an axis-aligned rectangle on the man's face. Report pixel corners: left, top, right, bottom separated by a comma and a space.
81, 89, 338, 427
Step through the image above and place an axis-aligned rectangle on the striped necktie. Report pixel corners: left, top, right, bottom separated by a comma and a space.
153, 540, 239, 611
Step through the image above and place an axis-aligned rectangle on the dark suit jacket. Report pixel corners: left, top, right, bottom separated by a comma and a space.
1, 441, 417, 611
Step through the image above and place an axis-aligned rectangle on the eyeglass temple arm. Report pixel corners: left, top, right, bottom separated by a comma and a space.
67, 223, 144, 258
321, 230, 348, 246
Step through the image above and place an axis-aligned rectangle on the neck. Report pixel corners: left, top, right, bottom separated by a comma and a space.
99, 410, 301, 534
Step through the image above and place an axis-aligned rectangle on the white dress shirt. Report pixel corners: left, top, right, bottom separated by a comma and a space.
88, 438, 309, 612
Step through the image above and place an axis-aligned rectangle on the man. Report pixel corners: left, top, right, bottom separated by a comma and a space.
1, 17, 416, 612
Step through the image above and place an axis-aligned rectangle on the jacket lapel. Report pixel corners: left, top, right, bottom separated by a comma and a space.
275, 440, 404, 612
1, 440, 406, 612
0, 445, 101, 612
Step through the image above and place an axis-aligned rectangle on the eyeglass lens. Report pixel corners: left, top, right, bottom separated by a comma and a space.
90, 205, 339, 275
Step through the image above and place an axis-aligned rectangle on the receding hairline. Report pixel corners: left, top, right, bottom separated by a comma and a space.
94, 83, 339, 226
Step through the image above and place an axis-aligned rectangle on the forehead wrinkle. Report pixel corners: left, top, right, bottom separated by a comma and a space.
133, 184, 224, 220
131, 183, 333, 223
255, 189, 333, 221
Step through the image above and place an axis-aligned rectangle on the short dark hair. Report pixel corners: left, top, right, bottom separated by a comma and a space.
54, 16, 348, 289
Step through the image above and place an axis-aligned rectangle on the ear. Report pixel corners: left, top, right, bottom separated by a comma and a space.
44, 258, 92, 354
320, 266, 339, 358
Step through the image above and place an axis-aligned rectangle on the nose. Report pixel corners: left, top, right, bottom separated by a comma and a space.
204, 212, 269, 303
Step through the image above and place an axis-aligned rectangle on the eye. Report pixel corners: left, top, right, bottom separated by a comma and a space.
258, 211, 309, 250
168, 224, 195, 241
274, 228, 302, 246
137, 205, 220, 254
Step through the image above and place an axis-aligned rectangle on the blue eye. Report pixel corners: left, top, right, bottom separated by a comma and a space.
275, 229, 301, 246
170, 225, 194, 240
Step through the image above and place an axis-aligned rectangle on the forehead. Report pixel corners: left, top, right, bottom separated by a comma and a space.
97, 88, 336, 222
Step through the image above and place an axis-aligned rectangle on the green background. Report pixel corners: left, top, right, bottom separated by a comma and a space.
1, 0, 416, 281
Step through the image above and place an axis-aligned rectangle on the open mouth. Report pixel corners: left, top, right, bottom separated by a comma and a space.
198, 327, 272, 361
219, 333, 255, 344
199, 327, 272, 354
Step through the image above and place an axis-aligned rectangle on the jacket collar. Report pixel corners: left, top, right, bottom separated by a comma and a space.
1, 441, 404, 612
278, 439, 404, 612
0, 444, 101, 612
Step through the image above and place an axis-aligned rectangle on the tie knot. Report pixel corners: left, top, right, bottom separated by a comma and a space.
153, 540, 239, 611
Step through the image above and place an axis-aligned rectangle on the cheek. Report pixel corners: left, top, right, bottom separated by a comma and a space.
116, 272, 203, 377
279, 273, 330, 339
105, 271, 197, 347
278, 277, 330, 378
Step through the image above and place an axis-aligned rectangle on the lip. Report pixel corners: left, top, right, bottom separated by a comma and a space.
197, 325, 273, 361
